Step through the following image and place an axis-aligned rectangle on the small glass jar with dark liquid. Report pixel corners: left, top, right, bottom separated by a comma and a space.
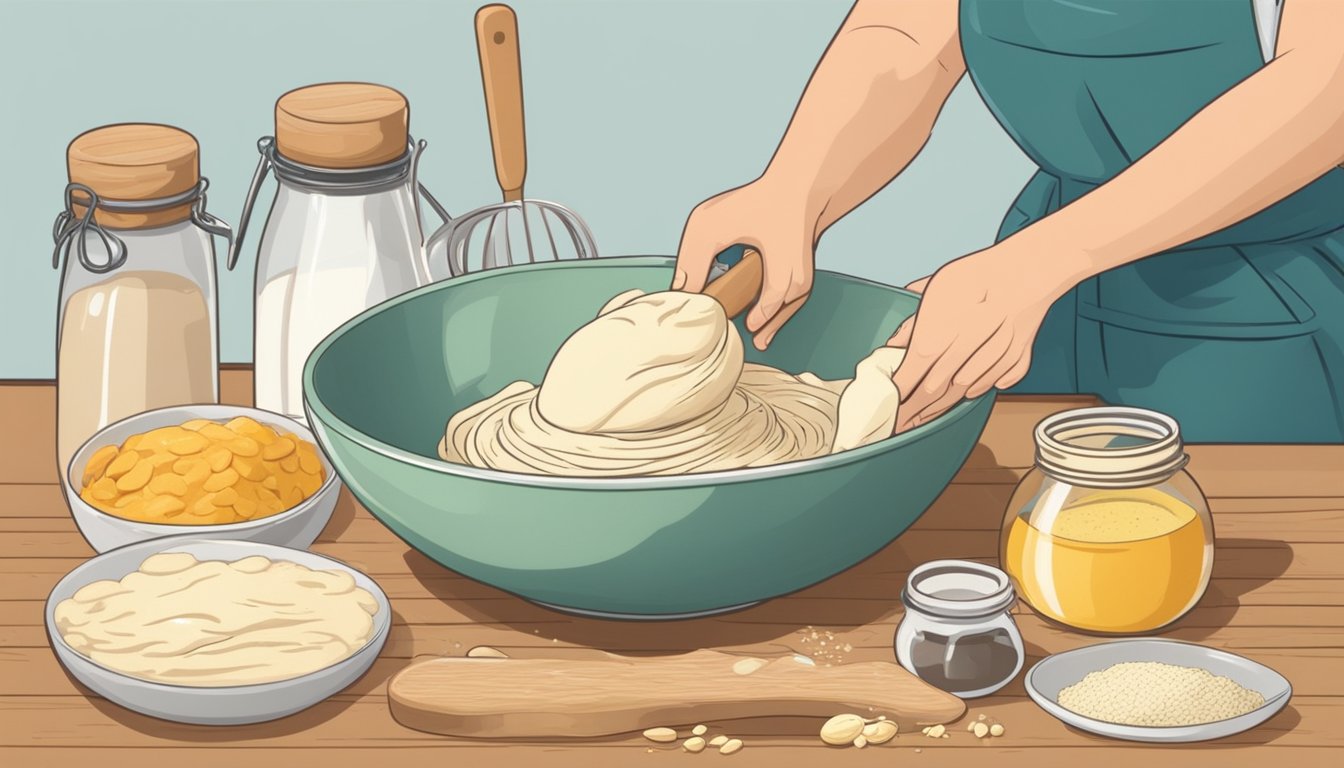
894, 560, 1025, 698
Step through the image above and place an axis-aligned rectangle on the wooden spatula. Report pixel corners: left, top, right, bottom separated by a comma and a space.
700, 247, 808, 332
388, 647, 965, 739
701, 247, 764, 319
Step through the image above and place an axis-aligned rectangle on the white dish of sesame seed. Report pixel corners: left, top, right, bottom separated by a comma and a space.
1026, 638, 1291, 743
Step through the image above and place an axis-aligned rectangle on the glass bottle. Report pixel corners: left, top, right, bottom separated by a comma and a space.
229, 82, 447, 425
53, 123, 232, 477
1000, 406, 1214, 634
894, 560, 1025, 698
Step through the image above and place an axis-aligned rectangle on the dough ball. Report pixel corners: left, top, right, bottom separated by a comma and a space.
537, 290, 744, 433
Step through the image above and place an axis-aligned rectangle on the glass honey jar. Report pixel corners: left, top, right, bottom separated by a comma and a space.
1000, 406, 1214, 634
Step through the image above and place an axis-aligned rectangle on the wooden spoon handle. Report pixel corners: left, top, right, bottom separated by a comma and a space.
702, 247, 763, 319
388, 648, 965, 738
475, 4, 526, 202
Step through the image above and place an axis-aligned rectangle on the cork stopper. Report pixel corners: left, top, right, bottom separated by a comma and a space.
274, 82, 409, 169
66, 123, 200, 230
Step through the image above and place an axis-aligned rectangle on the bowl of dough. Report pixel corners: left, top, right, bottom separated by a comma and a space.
303, 255, 994, 618
45, 537, 390, 725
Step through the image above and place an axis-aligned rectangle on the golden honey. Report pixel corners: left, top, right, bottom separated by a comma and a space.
1003, 487, 1210, 633
1000, 407, 1213, 635
79, 416, 325, 525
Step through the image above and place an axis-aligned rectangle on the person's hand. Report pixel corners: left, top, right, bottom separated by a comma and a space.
887, 247, 1068, 431
674, 180, 817, 350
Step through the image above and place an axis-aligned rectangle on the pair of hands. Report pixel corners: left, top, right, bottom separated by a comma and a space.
674, 182, 1064, 432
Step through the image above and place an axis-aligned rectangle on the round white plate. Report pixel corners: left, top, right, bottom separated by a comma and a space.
45, 537, 391, 725
1026, 638, 1292, 743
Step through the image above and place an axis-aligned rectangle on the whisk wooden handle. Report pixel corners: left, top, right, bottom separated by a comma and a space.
476, 4, 526, 203
703, 247, 764, 319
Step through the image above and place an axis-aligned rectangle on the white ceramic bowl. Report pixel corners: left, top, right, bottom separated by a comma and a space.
45, 538, 391, 725
1026, 638, 1292, 743
63, 405, 341, 553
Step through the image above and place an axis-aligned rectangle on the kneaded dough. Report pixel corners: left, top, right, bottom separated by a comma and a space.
537, 290, 743, 433
833, 345, 907, 453
439, 289, 903, 477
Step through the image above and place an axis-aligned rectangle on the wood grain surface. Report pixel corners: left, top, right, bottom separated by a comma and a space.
2, 370, 1341, 767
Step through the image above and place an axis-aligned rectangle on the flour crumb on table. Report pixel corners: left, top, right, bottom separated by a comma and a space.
821, 713, 903, 748
863, 720, 899, 744
642, 726, 743, 754
798, 626, 851, 666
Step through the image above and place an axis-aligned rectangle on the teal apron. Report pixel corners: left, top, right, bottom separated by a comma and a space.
960, 0, 1344, 443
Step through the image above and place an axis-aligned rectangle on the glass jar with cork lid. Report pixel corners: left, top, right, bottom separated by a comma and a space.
230, 82, 446, 425
1000, 406, 1214, 635
52, 123, 233, 477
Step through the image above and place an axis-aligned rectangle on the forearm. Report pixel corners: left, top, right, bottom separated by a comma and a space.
1007, 47, 1344, 289
762, 0, 964, 235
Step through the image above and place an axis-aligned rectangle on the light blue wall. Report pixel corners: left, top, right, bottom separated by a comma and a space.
0, 0, 1033, 379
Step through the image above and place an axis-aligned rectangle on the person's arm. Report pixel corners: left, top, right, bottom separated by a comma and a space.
1004, 2, 1344, 291
675, 0, 964, 348
763, 0, 965, 237
891, 0, 1344, 430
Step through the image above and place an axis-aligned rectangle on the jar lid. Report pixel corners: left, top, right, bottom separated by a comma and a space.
275, 82, 409, 169
1035, 406, 1188, 488
902, 560, 1016, 619
67, 123, 200, 229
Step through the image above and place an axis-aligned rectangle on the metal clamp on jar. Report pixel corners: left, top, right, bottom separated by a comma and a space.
894, 560, 1025, 698
1001, 406, 1214, 635
52, 123, 232, 476
228, 82, 451, 424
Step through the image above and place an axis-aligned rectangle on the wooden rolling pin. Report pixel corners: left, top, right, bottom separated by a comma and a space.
388, 647, 965, 739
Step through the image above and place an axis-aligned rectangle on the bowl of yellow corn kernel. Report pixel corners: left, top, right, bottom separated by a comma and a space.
62, 405, 341, 553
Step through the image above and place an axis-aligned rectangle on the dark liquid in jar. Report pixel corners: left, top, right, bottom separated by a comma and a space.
910, 628, 1018, 693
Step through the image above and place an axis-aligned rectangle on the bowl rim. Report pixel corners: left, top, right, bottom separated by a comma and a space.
65, 404, 341, 532
303, 255, 994, 490
44, 536, 391, 692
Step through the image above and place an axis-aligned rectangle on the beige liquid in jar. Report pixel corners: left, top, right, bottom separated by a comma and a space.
57, 271, 215, 475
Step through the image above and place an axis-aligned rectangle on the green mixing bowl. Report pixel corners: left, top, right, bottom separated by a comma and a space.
304, 256, 993, 618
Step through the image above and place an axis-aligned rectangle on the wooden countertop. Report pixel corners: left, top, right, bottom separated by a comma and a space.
3, 370, 1342, 767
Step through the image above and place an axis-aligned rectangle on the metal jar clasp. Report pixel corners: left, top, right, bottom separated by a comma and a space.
51, 179, 236, 273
